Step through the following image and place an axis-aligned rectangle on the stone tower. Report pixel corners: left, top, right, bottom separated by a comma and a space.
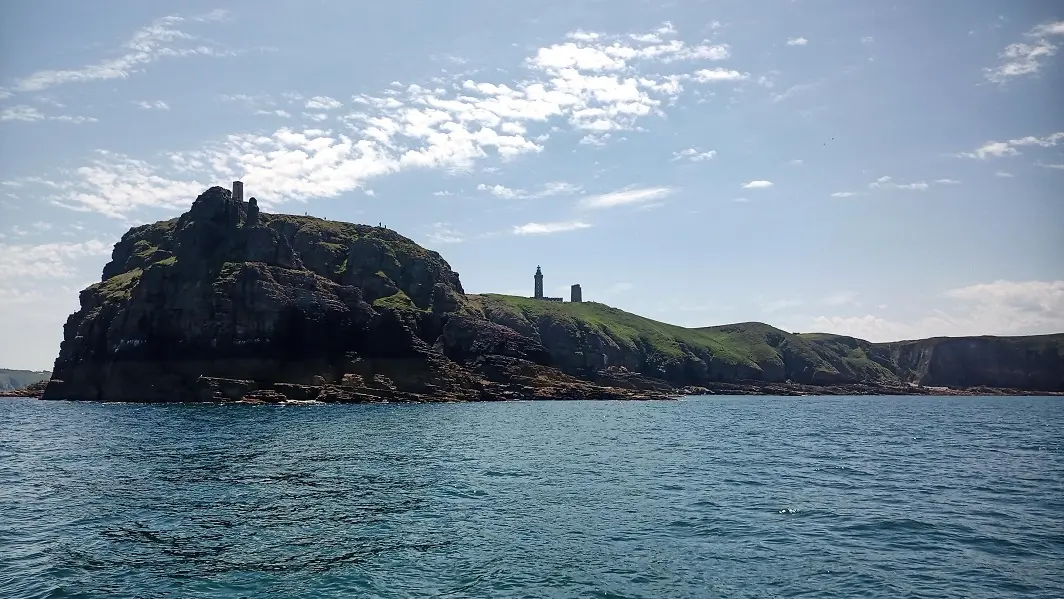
232, 180, 244, 202
571, 284, 582, 303
534, 266, 544, 299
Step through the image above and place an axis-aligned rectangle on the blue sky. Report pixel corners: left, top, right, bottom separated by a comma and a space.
1, 0, 1062, 370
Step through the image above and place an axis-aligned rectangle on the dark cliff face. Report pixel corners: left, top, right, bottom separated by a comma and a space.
42, 187, 1064, 402
880, 336, 1064, 391
45, 187, 475, 402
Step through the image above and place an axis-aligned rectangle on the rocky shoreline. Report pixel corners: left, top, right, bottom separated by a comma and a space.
30, 186, 1064, 404
5, 377, 1060, 402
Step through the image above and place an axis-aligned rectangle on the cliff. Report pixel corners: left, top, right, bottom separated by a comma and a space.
474, 297, 1064, 392
41, 187, 1064, 403
0, 369, 51, 391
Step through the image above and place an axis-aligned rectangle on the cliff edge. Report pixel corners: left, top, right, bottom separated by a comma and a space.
41, 187, 1064, 402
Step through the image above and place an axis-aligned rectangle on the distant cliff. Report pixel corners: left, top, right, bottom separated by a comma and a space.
40, 186, 1064, 403
0, 369, 51, 391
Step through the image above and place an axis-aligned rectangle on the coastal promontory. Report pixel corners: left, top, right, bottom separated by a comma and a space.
40, 186, 1064, 402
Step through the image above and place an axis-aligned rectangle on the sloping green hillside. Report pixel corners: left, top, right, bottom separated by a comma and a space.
468, 295, 900, 385
465, 294, 1064, 390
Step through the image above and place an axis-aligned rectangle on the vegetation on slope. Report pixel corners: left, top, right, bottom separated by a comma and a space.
465, 294, 1064, 390
470, 294, 752, 363
62, 186, 1061, 395
468, 294, 901, 384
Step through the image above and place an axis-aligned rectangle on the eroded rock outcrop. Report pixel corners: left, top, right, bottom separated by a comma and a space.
42, 187, 670, 403
40, 186, 1064, 402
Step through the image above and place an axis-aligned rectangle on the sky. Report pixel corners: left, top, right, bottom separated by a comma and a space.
0, 0, 1062, 371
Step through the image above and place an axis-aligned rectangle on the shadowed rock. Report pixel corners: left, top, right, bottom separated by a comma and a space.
40, 187, 1064, 402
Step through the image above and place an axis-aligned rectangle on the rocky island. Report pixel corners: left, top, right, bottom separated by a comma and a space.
37, 185, 1064, 403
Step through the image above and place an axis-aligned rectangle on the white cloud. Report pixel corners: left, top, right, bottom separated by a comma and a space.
692, 68, 748, 82
1, 105, 43, 122
567, 30, 602, 42
959, 132, 1064, 159
944, 280, 1064, 334
13, 24, 749, 217
771, 83, 814, 102
1, 105, 97, 123
432, 190, 454, 196
255, 109, 291, 118
512, 221, 592, 235
305, 96, 343, 110
527, 34, 730, 73
537, 181, 581, 196
809, 279, 1064, 341
12, 14, 232, 92
830, 191, 858, 198
0, 239, 112, 280
788, 159, 803, 165
580, 186, 676, 209
741, 180, 773, 189
193, 8, 229, 22
861, 36, 875, 45
786, 37, 808, 46
425, 222, 463, 244
672, 148, 716, 162
476, 181, 580, 200
15, 151, 208, 218
477, 183, 526, 199
868, 175, 928, 191
35, 97, 65, 108
1035, 161, 1064, 170
51, 115, 99, 124
933, 178, 961, 185
132, 100, 170, 110
995, 171, 1014, 177
959, 141, 1016, 159
984, 20, 1064, 83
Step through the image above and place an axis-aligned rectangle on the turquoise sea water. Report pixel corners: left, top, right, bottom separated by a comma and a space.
1, 395, 1062, 598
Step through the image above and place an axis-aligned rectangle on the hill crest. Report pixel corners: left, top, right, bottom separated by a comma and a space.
38, 186, 1064, 402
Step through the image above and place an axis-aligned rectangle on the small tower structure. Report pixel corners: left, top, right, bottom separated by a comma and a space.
571, 284, 582, 303
232, 180, 244, 202
534, 266, 544, 299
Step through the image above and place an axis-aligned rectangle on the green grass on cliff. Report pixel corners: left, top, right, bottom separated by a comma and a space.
95, 268, 143, 300
469, 294, 907, 380
470, 294, 764, 368
373, 290, 424, 313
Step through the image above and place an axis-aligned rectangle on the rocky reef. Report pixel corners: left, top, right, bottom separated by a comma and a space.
41, 187, 1064, 403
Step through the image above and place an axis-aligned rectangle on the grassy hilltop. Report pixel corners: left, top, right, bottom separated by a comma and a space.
38, 186, 1064, 402
467, 294, 1064, 390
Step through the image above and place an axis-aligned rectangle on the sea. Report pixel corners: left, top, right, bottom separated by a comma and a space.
1, 395, 1061, 599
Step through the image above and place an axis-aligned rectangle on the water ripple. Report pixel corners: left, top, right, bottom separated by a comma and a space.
1, 395, 1062, 598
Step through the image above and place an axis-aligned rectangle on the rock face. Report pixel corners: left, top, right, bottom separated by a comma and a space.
42, 187, 667, 403
42, 187, 1064, 402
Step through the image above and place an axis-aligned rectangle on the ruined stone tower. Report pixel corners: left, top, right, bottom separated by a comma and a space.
571, 284, 582, 303
534, 266, 544, 299
232, 180, 244, 202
